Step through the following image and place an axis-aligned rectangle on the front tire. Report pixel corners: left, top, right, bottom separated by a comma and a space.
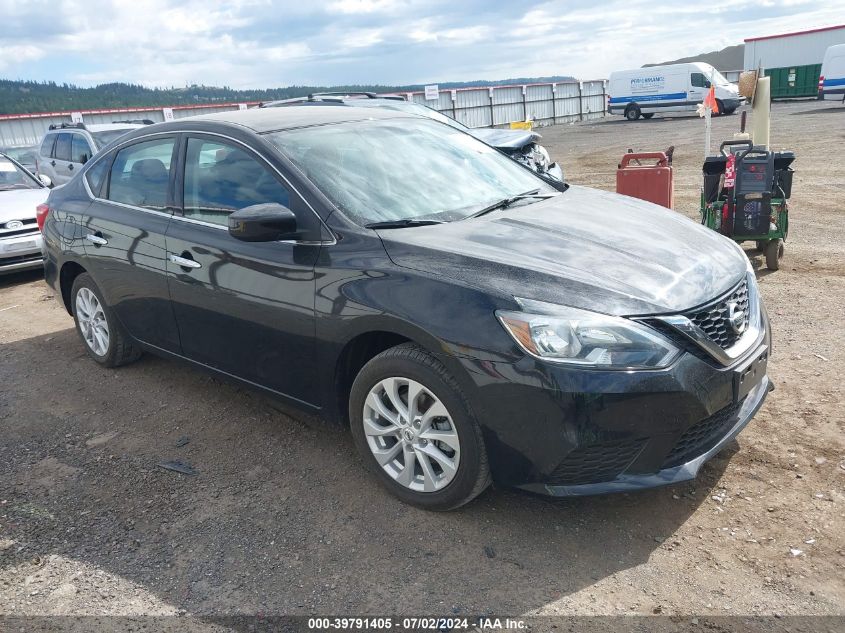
349, 343, 490, 511
71, 273, 142, 367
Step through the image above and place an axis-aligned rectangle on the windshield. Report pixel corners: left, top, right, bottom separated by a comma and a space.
91, 128, 136, 149
712, 70, 732, 86
266, 118, 553, 225
2, 146, 37, 165
0, 156, 40, 190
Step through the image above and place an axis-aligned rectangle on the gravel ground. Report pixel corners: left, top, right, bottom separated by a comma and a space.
0, 100, 843, 622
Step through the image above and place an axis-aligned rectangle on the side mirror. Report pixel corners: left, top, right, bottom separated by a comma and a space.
38, 174, 53, 188
80, 154, 89, 165
228, 203, 298, 242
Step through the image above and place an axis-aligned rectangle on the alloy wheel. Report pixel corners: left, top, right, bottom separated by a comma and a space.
75, 287, 110, 356
362, 377, 460, 492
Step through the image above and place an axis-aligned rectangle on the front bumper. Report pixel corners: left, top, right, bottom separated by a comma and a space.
0, 231, 43, 274
520, 375, 770, 496
456, 311, 771, 495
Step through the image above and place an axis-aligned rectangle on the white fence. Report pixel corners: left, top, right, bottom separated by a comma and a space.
404, 80, 608, 128
0, 80, 609, 148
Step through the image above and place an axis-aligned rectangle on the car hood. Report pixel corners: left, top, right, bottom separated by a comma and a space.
0, 187, 48, 223
378, 185, 746, 316
469, 128, 541, 150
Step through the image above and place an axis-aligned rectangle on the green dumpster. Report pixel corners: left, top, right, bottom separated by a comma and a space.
765, 64, 822, 99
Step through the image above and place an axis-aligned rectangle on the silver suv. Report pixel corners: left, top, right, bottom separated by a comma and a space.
36, 121, 150, 186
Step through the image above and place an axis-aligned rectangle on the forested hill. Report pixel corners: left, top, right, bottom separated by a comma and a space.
1, 76, 575, 114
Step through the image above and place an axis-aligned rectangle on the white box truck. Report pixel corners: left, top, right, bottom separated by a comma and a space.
819, 44, 845, 100
608, 62, 743, 120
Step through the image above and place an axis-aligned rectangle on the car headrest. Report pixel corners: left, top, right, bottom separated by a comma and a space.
131, 158, 168, 181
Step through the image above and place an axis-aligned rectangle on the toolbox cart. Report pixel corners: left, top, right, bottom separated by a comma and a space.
700, 140, 795, 271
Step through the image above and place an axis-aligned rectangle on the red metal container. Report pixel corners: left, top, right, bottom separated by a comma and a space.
616, 152, 674, 209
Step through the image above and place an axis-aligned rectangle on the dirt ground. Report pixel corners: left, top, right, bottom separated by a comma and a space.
0, 100, 843, 623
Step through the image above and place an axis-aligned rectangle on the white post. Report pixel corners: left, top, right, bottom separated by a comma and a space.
704, 107, 711, 158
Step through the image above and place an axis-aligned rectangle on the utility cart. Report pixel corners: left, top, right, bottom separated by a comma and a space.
700, 140, 795, 270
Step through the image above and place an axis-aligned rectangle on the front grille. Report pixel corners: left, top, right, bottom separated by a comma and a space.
546, 438, 645, 485
0, 218, 39, 239
662, 399, 745, 469
686, 279, 749, 350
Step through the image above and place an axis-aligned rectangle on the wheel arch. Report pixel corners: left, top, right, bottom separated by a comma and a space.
59, 260, 87, 315
329, 319, 473, 427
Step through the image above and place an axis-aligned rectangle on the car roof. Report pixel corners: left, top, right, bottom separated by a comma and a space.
85, 123, 147, 132
185, 104, 417, 133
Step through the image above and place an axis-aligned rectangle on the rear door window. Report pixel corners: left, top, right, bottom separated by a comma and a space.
54, 133, 72, 162
39, 135, 56, 158
106, 137, 175, 211
71, 134, 93, 164
182, 137, 291, 226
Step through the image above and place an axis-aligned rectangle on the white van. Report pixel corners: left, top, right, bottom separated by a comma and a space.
819, 44, 845, 101
608, 62, 742, 120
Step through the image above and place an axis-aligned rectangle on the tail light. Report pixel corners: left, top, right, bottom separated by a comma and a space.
819, 75, 825, 90
36, 203, 50, 232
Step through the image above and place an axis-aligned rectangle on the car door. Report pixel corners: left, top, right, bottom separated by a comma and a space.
165, 134, 323, 405
689, 72, 710, 108
50, 133, 75, 185
37, 134, 58, 182
80, 135, 182, 352
70, 134, 94, 172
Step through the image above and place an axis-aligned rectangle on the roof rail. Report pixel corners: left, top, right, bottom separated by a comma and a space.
47, 122, 86, 131
112, 119, 155, 125
309, 91, 378, 99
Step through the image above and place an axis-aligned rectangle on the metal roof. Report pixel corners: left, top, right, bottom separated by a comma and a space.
744, 24, 845, 43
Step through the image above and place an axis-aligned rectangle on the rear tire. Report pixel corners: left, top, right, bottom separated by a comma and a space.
765, 239, 784, 271
642, 113, 654, 119
349, 343, 490, 511
755, 240, 767, 251
71, 273, 142, 368
625, 105, 641, 121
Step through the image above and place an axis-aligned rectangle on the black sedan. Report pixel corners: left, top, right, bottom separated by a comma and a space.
41, 106, 771, 510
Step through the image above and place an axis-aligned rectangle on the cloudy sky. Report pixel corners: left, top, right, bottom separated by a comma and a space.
1, 0, 842, 88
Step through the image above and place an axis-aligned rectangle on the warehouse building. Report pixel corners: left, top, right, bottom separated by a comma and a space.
744, 24, 845, 98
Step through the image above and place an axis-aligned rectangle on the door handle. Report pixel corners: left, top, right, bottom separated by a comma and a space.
85, 233, 108, 246
68, 164, 74, 171
51, 160, 56, 167
169, 253, 202, 269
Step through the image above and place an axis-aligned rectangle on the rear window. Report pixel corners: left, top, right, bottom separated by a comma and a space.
54, 133, 72, 162
40, 135, 56, 158
91, 128, 136, 149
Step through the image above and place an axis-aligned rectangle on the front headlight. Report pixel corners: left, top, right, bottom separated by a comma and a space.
496, 298, 680, 369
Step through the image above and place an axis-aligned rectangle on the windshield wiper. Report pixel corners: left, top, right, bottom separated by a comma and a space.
466, 190, 557, 219
365, 219, 445, 229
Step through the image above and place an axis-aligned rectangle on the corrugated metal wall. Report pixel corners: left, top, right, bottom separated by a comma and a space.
0, 103, 256, 147
0, 79, 609, 148
743, 27, 845, 70
407, 80, 607, 129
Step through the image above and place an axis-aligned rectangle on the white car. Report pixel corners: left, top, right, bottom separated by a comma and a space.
0, 153, 50, 274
